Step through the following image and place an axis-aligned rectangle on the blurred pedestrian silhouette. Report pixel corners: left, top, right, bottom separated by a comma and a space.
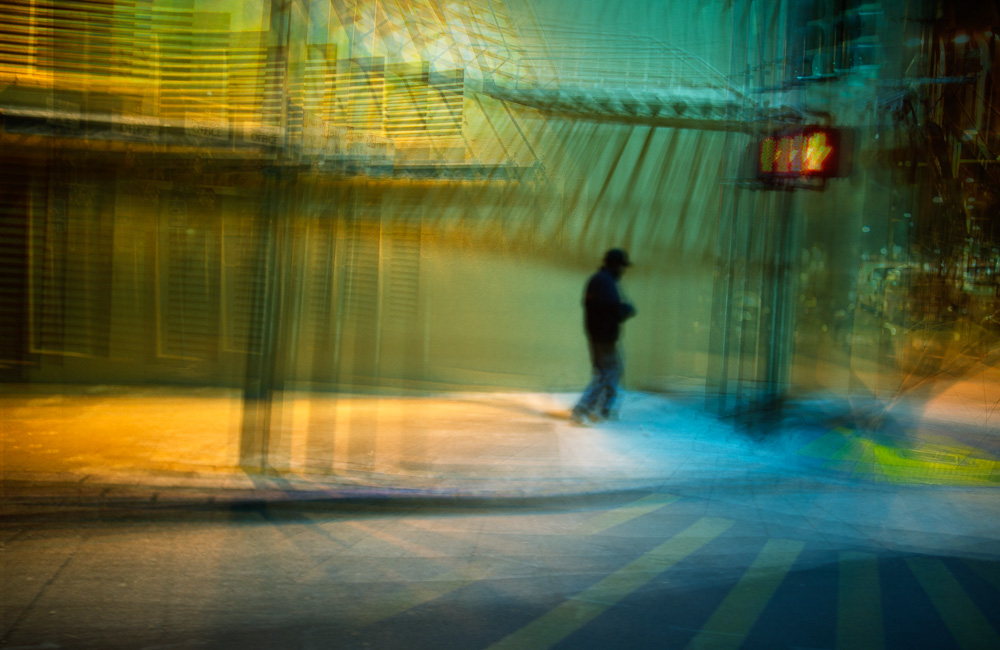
572, 248, 636, 424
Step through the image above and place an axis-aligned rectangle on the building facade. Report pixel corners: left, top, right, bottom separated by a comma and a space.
0, 0, 994, 420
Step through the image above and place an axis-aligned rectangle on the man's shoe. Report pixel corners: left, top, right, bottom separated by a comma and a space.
570, 410, 590, 426
594, 409, 618, 422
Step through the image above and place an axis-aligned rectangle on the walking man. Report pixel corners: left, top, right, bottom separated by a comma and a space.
572, 248, 636, 424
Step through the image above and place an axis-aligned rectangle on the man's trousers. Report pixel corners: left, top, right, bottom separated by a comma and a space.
573, 339, 622, 419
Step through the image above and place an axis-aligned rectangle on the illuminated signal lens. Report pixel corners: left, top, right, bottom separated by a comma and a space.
760, 137, 776, 173
776, 136, 792, 172
803, 132, 833, 172
758, 128, 845, 178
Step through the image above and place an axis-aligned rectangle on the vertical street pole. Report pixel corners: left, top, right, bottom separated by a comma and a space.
239, 0, 295, 472
708, 0, 801, 427
760, 189, 797, 420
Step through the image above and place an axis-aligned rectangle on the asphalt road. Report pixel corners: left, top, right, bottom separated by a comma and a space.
4, 477, 999, 650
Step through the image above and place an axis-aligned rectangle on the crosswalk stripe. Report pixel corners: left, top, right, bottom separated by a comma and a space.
348, 563, 501, 629
578, 492, 681, 535
294, 518, 504, 629
907, 557, 1000, 650
309, 494, 683, 631
963, 558, 1000, 593
837, 551, 884, 650
686, 538, 804, 650
342, 520, 453, 557
798, 426, 854, 458
487, 517, 735, 650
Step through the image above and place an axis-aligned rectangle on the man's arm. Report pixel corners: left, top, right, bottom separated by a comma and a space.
588, 273, 635, 322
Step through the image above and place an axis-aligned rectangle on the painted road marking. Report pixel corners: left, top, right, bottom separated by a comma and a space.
964, 558, 1000, 593
686, 538, 805, 650
907, 557, 1000, 650
349, 562, 502, 629
837, 551, 884, 650
298, 516, 509, 630
487, 517, 735, 650
311, 493, 682, 637
341, 520, 454, 557
578, 492, 681, 535
798, 426, 855, 459
333, 494, 686, 630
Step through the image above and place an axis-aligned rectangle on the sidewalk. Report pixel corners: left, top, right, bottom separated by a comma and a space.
2, 379, 999, 510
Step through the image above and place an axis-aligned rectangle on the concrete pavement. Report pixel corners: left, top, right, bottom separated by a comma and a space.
1, 386, 766, 506
2, 369, 999, 510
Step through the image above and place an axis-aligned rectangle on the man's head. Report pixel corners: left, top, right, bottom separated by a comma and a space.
603, 248, 631, 277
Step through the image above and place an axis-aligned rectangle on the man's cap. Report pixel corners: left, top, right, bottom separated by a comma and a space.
604, 248, 631, 267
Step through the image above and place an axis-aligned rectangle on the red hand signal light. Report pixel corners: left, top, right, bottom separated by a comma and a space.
758, 127, 850, 179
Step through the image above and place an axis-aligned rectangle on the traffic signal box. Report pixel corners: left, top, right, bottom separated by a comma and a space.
751, 126, 854, 189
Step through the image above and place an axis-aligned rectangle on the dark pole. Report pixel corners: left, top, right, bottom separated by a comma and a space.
239, 0, 295, 472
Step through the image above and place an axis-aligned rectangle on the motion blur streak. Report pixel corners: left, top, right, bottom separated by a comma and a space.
0, 0, 998, 484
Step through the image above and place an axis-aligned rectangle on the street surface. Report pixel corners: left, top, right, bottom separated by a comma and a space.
3, 339, 1000, 649
4, 470, 1000, 649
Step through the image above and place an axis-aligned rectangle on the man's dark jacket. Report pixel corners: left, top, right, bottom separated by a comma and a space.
583, 267, 636, 344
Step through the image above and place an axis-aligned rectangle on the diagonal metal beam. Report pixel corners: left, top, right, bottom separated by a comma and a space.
479, 83, 756, 133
